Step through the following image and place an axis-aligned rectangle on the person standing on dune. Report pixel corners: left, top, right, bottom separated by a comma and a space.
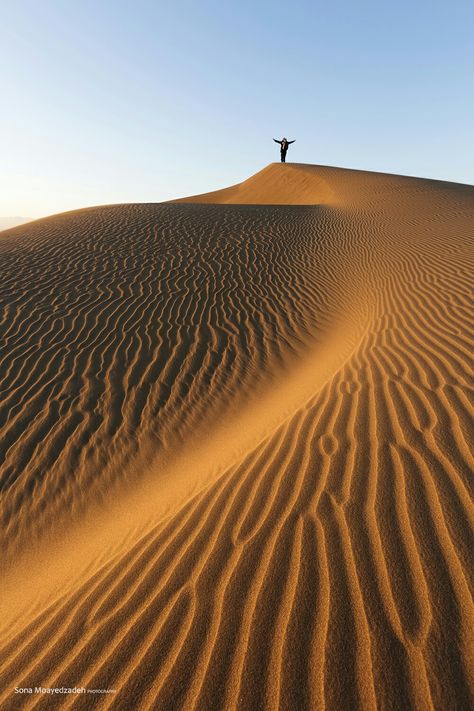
273, 137, 295, 162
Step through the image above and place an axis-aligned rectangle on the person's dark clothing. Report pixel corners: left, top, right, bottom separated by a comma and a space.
273, 138, 295, 162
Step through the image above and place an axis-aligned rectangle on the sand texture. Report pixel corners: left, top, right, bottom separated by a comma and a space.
0, 163, 473, 710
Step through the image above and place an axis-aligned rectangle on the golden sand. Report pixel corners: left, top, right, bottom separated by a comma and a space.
1, 163, 473, 710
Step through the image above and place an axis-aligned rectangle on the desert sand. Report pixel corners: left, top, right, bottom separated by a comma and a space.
0, 163, 473, 710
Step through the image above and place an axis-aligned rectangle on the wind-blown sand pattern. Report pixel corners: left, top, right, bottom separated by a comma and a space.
1, 163, 473, 710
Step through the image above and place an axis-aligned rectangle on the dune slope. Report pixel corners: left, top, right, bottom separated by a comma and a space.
0, 164, 473, 710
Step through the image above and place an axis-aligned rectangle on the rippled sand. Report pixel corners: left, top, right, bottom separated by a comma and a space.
1, 163, 473, 710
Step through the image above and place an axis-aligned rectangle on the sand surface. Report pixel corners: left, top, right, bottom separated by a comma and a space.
0, 163, 473, 710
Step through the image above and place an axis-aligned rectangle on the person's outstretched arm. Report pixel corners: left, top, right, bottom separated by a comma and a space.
273, 139, 281, 144
288, 140, 295, 144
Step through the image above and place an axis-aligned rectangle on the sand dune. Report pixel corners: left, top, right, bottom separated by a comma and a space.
1, 163, 473, 710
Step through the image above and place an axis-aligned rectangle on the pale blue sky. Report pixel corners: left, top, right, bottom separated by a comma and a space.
1, 0, 473, 218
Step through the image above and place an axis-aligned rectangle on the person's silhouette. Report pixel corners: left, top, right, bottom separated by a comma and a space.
273, 137, 295, 162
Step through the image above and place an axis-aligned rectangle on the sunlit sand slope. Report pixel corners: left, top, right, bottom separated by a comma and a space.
173, 163, 335, 204
0, 164, 473, 710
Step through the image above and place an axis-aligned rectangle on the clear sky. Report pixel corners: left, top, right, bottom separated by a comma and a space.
1, 0, 473, 219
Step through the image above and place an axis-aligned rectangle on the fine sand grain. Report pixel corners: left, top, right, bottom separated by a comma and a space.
0, 163, 473, 710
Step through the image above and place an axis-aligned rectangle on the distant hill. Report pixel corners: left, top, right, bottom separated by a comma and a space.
0, 216, 32, 231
